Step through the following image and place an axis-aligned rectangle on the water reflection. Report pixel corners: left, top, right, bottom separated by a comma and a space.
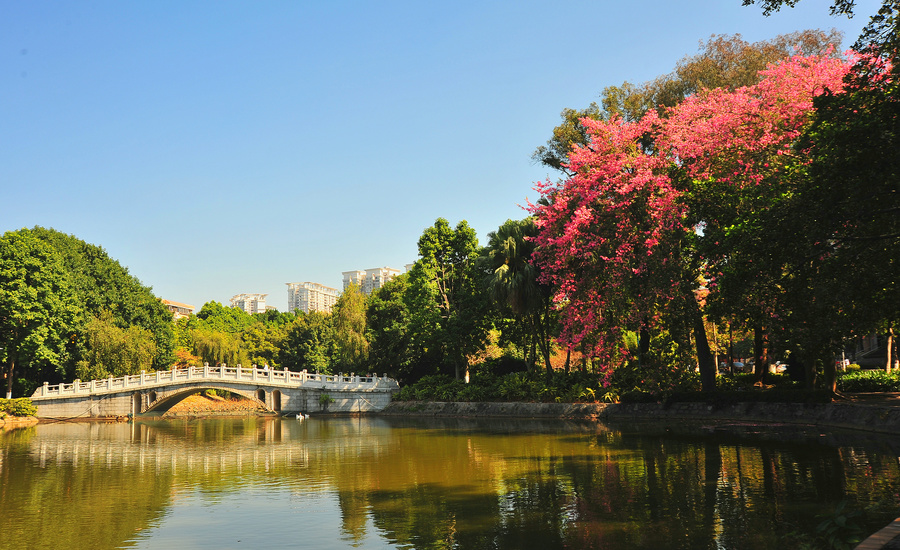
2, 417, 899, 549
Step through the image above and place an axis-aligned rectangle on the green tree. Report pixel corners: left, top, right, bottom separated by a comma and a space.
75, 311, 157, 380
480, 218, 556, 376
190, 328, 249, 368
366, 274, 421, 381
242, 322, 286, 369
0, 230, 78, 398
26, 226, 175, 372
332, 283, 369, 372
406, 219, 491, 380
279, 311, 333, 373
195, 301, 257, 333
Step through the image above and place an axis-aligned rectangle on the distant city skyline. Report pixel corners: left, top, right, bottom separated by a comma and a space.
2, 1, 882, 311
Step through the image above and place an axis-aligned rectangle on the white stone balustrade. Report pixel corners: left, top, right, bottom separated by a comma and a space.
34, 366, 396, 398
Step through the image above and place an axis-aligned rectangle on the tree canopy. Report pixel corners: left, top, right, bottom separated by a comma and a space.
0, 230, 78, 398
533, 30, 844, 175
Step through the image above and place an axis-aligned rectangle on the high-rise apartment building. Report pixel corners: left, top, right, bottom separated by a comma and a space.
286, 282, 340, 314
342, 267, 402, 295
230, 293, 268, 315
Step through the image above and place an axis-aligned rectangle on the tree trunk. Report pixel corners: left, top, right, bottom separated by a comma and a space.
712, 324, 719, 374
693, 304, 716, 392
537, 334, 553, 379
5, 357, 14, 400
803, 351, 817, 390
638, 325, 651, 368
823, 350, 837, 394
887, 326, 894, 374
753, 325, 769, 384
564, 347, 571, 374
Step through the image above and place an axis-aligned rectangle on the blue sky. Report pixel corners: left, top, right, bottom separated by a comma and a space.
2, 0, 882, 312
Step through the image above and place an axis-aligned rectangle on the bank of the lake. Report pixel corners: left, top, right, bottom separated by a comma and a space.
382, 395, 900, 435
0, 416, 38, 429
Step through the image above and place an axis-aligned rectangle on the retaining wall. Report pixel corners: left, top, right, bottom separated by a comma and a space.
382, 400, 900, 434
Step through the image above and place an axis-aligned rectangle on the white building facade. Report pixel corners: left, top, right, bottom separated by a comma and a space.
286, 282, 340, 314
341, 267, 403, 295
230, 293, 268, 315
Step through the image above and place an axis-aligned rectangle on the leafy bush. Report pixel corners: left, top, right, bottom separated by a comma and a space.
0, 398, 38, 417
837, 370, 900, 392
319, 393, 335, 406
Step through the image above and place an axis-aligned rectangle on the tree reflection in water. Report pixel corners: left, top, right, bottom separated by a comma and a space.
1, 417, 899, 549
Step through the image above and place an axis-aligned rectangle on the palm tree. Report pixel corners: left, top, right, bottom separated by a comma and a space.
481, 218, 556, 376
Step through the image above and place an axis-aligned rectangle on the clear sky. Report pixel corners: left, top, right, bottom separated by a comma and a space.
1, 0, 882, 312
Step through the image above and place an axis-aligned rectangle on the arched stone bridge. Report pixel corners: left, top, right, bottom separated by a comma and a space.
30, 365, 400, 418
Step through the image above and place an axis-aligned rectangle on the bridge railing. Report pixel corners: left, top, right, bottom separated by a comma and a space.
32, 365, 399, 398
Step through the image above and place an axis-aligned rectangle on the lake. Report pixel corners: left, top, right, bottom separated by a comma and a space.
2, 416, 899, 549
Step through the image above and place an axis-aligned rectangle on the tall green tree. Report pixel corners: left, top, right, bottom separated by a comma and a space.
480, 218, 556, 376
332, 283, 369, 372
406, 219, 491, 380
0, 230, 78, 398
366, 274, 421, 381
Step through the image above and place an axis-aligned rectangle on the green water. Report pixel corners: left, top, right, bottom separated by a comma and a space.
2, 416, 899, 549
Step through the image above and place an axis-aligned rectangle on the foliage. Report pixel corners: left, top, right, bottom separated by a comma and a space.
405, 218, 491, 380
27, 226, 175, 372
395, 368, 615, 404
0, 230, 78, 398
176, 301, 290, 370
279, 311, 333, 373
814, 500, 866, 550
533, 31, 844, 173
0, 397, 38, 417
479, 218, 557, 375
195, 301, 258, 334
837, 370, 900, 392
366, 274, 418, 380
173, 348, 202, 369
530, 53, 853, 391
318, 393, 335, 406
75, 311, 157, 380
331, 282, 369, 371
190, 328, 249, 369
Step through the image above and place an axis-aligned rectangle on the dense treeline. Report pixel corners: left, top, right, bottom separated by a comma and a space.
0, 227, 174, 398
2, 5, 897, 400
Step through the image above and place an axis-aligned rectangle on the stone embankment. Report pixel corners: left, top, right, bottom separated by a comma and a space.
382, 397, 900, 435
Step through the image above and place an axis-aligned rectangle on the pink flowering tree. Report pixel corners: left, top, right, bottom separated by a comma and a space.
530, 53, 852, 390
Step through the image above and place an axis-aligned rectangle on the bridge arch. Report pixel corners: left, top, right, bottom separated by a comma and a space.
144, 385, 270, 414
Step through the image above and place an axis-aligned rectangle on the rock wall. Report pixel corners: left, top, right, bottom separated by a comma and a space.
382, 400, 900, 435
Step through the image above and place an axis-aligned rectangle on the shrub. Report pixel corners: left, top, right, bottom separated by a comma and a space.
319, 393, 335, 406
837, 370, 900, 392
0, 398, 38, 417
